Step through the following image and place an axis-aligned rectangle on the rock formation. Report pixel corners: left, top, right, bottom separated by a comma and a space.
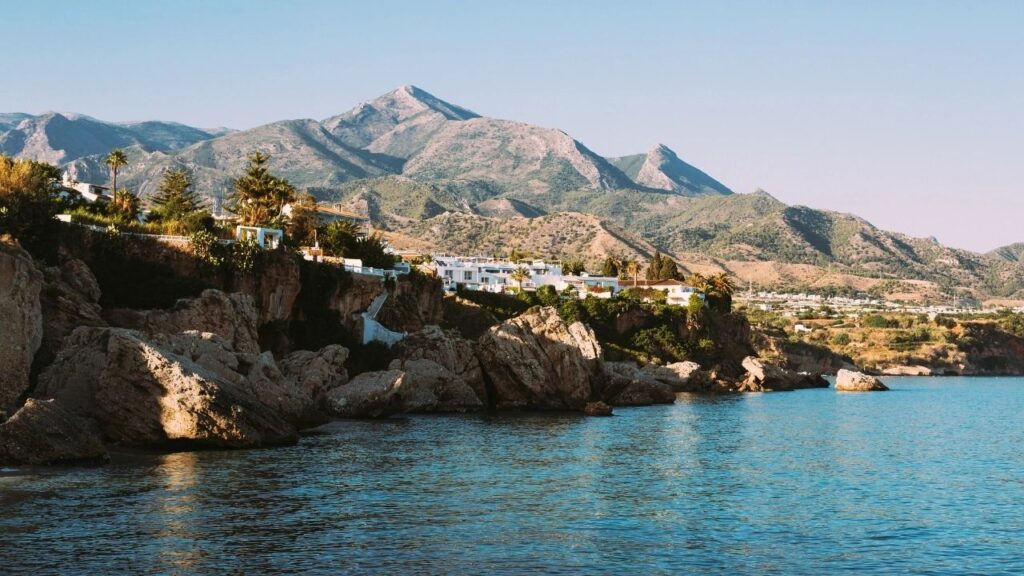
602, 362, 676, 406
36, 327, 298, 448
835, 369, 889, 392
37, 258, 107, 370
738, 356, 829, 392
476, 307, 603, 410
640, 361, 712, 392
392, 326, 487, 404
0, 398, 108, 465
0, 238, 43, 417
324, 370, 405, 418
387, 358, 484, 413
112, 289, 261, 354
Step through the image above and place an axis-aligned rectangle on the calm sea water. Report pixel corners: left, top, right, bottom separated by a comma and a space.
2, 377, 1023, 575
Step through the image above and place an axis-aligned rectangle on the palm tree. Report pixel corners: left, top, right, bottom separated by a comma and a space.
510, 266, 531, 292
112, 188, 139, 221
625, 259, 641, 286
702, 273, 736, 313
708, 273, 736, 297
105, 149, 128, 197
688, 272, 708, 291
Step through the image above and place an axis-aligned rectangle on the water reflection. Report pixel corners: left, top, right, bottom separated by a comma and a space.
1, 378, 1023, 574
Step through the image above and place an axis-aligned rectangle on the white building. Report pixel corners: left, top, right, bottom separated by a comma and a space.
61, 172, 110, 203
432, 256, 619, 298
235, 226, 283, 249
619, 279, 704, 306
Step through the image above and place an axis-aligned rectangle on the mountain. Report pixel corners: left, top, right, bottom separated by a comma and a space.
609, 144, 732, 196
0, 113, 32, 131
31, 86, 639, 198
97, 119, 398, 198
989, 243, 1024, 264
0, 112, 215, 165
3, 86, 1022, 299
400, 117, 636, 195
323, 84, 478, 154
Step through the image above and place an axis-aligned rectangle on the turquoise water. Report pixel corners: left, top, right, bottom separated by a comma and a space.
2, 377, 1023, 574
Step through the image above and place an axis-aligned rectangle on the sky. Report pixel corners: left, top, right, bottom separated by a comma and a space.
3, 0, 1022, 252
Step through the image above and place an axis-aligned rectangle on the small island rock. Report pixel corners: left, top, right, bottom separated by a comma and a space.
835, 369, 889, 392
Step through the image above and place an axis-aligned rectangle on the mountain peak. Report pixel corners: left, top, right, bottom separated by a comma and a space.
650, 143, 674, 155
387, 84, 479, 121
608, 144, 731, 197
322, 85, 479, 151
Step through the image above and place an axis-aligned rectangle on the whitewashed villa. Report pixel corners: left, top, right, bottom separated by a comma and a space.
431, 256, 619, 298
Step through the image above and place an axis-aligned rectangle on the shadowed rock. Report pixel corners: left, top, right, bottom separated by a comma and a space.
387, 358, 484, 413
602, 362, 676, 406
393, 326, 486, 404
0, 399, 108, 465
324, 370, 405, 418
0, 238, 43, 417
36, 328, 297, 448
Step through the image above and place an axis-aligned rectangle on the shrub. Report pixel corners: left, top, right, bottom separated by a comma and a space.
831, 332, 852, 346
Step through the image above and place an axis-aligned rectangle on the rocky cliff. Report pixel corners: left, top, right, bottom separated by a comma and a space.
0, 238, 43, 418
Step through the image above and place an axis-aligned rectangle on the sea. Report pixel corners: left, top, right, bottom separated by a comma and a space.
2, 377, 1022, 575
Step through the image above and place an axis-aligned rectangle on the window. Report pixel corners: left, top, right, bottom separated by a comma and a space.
444, 270, 453, 278
481, 277, 490, 284
464, 271, 473, 281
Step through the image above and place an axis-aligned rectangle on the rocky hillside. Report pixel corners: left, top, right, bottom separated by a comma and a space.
989, 243, 1024, 264
385, 211, 659, 268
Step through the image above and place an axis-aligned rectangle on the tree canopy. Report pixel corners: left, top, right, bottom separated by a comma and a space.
0, 155, 65, 260
646, 251, 681, 281
226, 151, 296, 227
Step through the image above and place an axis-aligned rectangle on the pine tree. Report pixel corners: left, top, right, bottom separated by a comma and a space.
226, 151, 296, 227
149, 168, 204, 222
647, 252, 664, 280
659, 257, 679, 281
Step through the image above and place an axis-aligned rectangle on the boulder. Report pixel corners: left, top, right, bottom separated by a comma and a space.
36, 328, 297, 448
476, 307, 603, 411
0, 238, 43, 417
152, 331, 343, 428
641, 361, 712, 392
393, 326, 487, 404
324, 370, 405, 418
278, 345, 350, 399
0, 399, 108, 465
835, 369, 889, 392
584, 401, 613, 417
387, 358, 484, 413
109, 289, 261, 355
740, 356, 829, 391
602, 362, 676, 406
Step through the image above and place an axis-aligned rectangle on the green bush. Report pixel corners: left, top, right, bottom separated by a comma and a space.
831, 332, 852, 346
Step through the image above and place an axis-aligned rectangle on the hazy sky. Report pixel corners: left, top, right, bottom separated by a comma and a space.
4, 1, 1022, 251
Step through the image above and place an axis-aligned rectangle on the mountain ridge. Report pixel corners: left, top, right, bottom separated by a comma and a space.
3, 86, 1022, 299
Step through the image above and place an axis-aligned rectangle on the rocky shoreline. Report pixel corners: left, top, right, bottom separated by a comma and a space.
1, 236, 891, 467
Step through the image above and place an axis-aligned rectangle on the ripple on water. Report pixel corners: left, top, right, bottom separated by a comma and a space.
1, 377, 1024, 574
